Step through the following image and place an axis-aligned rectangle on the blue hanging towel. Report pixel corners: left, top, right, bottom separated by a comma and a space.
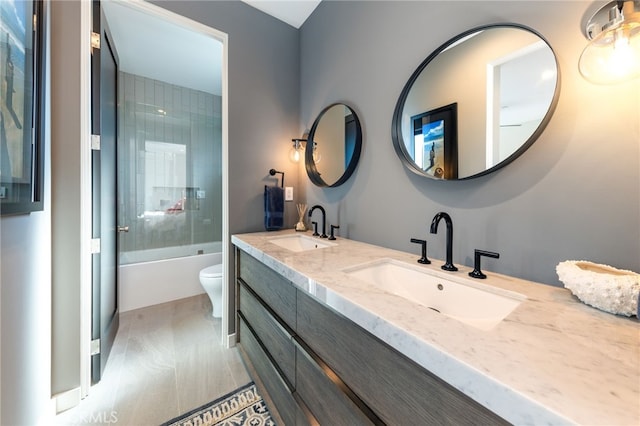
264, 185, 284, 231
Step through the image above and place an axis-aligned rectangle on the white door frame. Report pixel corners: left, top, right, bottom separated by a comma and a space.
81, 0, 230, 396
485, 41, 547, 169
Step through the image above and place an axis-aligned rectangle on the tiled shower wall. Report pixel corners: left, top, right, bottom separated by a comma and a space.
118, 72, 222, 256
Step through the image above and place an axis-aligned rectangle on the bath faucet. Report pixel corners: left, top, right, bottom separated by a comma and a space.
469, 249, 500, 279
410, 238, 430, 264
429, 212, 458, 271
329, 224, 340, 240
309, 205, 328, 238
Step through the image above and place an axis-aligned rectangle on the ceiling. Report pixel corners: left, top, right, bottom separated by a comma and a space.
102, 1, 320, 96
241, 0, 322, 28
103, 1, 223, 95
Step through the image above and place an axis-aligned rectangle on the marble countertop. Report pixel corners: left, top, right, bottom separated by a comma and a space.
232, 230, 639, 425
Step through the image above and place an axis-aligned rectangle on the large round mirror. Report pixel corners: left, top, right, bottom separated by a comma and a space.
392, 24, 560, 180
306, 103, 362, 187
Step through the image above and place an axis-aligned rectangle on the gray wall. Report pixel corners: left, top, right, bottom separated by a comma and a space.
1, 2, 52, 424
300, 1, 640, 286
150, 1, 301, 330
155, 0, 301, 231
0, 193, 52, 426
45, 0, 300, 407
50, 0, 85, 399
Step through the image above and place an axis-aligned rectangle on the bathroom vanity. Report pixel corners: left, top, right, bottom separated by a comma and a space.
232, 230, 639, 425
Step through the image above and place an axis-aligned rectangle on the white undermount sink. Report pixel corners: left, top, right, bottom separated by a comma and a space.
268, 234, 337, 252
343, 259, 525, 331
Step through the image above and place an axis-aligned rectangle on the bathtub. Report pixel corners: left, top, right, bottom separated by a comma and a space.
119, 242, 223, 312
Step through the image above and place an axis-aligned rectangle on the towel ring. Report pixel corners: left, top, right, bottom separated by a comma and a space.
269, 169, 284, 188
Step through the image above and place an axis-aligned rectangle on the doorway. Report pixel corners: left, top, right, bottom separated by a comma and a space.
86, 0, 229, 392
485, 41, 556, 169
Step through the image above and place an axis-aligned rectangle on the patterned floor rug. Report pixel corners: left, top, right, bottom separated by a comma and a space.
161, 382, 276, 426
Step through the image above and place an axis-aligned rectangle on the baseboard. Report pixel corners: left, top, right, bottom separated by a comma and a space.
41, 396, 58, 425
226, 332, 236, 348
54, 386, 81, 414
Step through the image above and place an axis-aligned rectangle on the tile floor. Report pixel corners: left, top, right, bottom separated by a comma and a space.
54, 294, 251, 425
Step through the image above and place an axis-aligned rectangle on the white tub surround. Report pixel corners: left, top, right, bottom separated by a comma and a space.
232, 230, 639, 426
119, 252, 221, 312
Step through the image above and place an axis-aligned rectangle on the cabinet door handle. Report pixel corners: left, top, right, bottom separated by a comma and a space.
117, 226, 129, 233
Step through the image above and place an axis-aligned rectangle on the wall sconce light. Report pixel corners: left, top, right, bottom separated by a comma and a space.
289, 137, 321, 163
289, 138, 307, 162
579, 0, 640, 84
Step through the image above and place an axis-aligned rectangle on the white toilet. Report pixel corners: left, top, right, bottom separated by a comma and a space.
199, 264, 223, 318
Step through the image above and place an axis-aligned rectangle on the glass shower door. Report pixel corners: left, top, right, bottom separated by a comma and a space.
117, 72, 222, 264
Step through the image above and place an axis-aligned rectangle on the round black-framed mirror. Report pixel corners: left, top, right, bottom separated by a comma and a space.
392, 23, 560, 180
306, 103, 363, 187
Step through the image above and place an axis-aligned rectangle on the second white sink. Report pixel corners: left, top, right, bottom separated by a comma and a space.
268, 234, 336, 252
344, 258, 525, 331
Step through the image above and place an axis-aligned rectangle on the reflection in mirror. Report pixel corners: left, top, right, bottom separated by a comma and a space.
306, 103, 362, 187
411, 103, 458, 179
392, 24, 560, 180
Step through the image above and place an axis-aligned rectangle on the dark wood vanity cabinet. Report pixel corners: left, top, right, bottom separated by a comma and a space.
239, 281, 296, 386
236, 248, 508, 425
237, 250, 316, 425
237, 316, 299, 425
293, 338, 374, 425
237, 248, 296, 328
297, 290, 507, 425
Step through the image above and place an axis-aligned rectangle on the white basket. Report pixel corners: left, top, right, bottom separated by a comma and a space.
556, 261, 640, 317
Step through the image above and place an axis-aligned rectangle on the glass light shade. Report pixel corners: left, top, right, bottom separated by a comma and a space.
289, 146, 301, 162
289, 138, 305, 162
579, 1, 640, 84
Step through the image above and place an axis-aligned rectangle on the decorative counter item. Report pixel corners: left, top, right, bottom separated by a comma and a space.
295, 203, 307, 231
556, 260, 640, 317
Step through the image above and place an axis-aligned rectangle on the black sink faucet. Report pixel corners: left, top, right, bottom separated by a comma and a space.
469, 249, 500, 279
309, 205, 328, 238
430, 212, 458, 271
329, 224, 340, 240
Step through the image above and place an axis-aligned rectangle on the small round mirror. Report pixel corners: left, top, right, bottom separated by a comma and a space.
306, 103, 362, 187
392, 24, 560, 180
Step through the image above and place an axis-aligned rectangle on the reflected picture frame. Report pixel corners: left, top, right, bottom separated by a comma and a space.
0, 0, 45, 215
410, 103, 458, 180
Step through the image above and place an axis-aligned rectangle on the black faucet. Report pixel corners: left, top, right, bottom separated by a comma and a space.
329, 224, 340, 240
410, 238, 430, 264
469, 249, 500, 279
309, 205, 327, 238
430, 212, 458, 271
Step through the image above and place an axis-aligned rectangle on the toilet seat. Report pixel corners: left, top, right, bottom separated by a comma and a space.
200, 264, 223, 278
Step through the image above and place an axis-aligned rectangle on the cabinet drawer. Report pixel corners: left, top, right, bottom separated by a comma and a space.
295, 339, 376, 426
237, 249, 296, 329
238, 317, 297, 426
239, 282, 296, 386
296, 290, 508, 425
